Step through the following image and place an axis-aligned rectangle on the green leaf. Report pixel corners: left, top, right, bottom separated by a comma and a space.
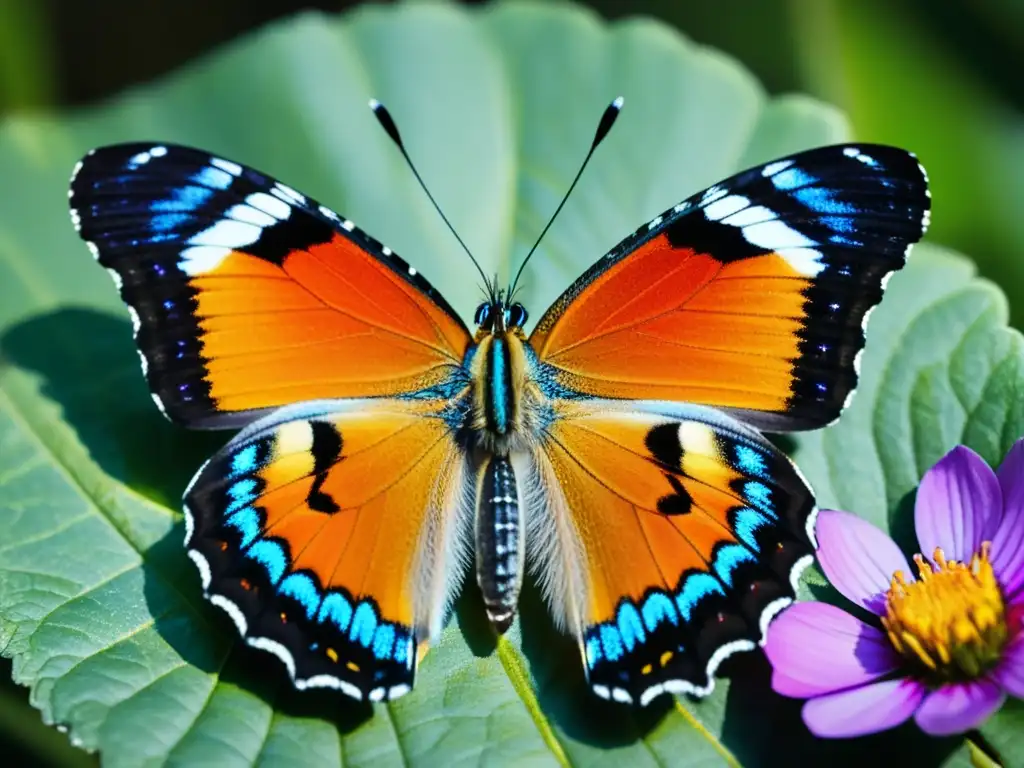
0, 3, 1019, 766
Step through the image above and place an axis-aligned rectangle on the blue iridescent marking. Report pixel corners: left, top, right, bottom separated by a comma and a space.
372, 624, 396, 660
150, 185, 214, 212
349, 602, 377, 648
829, 234, 860, 246
150, 213, 190, 232
820, 215, 855, 233
318, 592, 353, 632
793, 186, 857, 215
231, 444, 259, 478
733, 508, 768, 551
641, 591, 678, 631
226, 478, 258, 513
714, 543, 756, 587
247, 539, 286, 585
617, 603, 646, 652
600, 624, 624, 662
744, 480, 774, 514
585, 635, 602, 666
224, 506, 260, 547
279, 573, 321, 619
770, 167, 815, 190
393, 631, 410, 666
489, 337, 509, 433
676, 572, 724, 621
733, 445, 767, 479
192, 166, 234, 190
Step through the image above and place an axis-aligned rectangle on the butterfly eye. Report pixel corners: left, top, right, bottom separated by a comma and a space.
474, 303, 492, 327
506, 303, 528, 328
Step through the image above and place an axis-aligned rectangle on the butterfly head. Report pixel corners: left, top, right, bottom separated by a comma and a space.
473, 299, 528, 335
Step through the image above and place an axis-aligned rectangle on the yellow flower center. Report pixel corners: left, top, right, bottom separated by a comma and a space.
883, 543, 1008, 682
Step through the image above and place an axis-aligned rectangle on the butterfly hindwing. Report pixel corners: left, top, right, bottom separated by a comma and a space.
530, 400, 815, 704
529, 144, 930, 431
70, 143, 471, 429
184, 398, 473, 701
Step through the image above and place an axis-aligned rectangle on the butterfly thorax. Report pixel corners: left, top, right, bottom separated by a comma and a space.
466, 299, 542, 454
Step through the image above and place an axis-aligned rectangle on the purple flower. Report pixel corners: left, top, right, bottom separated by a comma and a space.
765, 441, 1024, 738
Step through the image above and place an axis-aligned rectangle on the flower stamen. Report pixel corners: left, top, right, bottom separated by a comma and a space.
882, 542, 1007, 683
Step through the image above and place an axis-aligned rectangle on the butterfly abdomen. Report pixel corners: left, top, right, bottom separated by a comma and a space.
474, 456, 524, 633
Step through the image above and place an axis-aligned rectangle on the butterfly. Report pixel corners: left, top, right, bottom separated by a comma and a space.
68, 97, 930, 706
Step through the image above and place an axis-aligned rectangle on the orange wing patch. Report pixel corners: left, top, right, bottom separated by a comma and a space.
184, 399, 470, 701
195, 239, 469, 417
532, 239, 808, 413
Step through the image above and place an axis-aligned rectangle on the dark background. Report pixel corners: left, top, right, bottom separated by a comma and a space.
1, 1, 1022, 764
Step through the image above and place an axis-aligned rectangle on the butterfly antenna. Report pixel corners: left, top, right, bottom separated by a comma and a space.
507, 96, 623, 297
369, 98, 492, 295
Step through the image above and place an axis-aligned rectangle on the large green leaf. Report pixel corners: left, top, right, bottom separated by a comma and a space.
0, 2, 1018, 766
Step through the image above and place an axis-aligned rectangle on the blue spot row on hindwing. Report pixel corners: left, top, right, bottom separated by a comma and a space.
240, 537, 413, 666
585, 524, 773, 671
218, 456, 413, 667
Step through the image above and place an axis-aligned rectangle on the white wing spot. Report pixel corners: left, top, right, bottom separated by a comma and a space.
126, 305, 142, 334
382, 246, 393, 256
212, 157, 243, 176
776, 247, 825, 276
701, 185, 727, 204
187, 549, 211, 589
226, 204, 275, 228
247, 192, 291, 220
703, 194, 749, 222
247, 636, 297, 679
210, 593, 248, 635
761, 159, 794, 177
188, 219, 262, 249
179, 245, 232, 275
647, 215, 663, 230
104, 266, 123, 290
341, 219, 355, 232
722, 205, 776, 228
742, 219, 816, 249
274, 183, 305, 204
408, 266, 417, 276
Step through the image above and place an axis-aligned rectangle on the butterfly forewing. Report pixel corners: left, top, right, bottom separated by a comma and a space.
70, 143, 470, 429
529, 144, 930, 432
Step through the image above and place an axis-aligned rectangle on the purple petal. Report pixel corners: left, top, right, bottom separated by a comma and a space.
914, 680, 1006, 735
802, 678, 925, 738
993, 634, 1024, 699
816, 509, 911, 614
993, 440, 1024, 599
915, 446, 1002, 562
765, 601, 902, 698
